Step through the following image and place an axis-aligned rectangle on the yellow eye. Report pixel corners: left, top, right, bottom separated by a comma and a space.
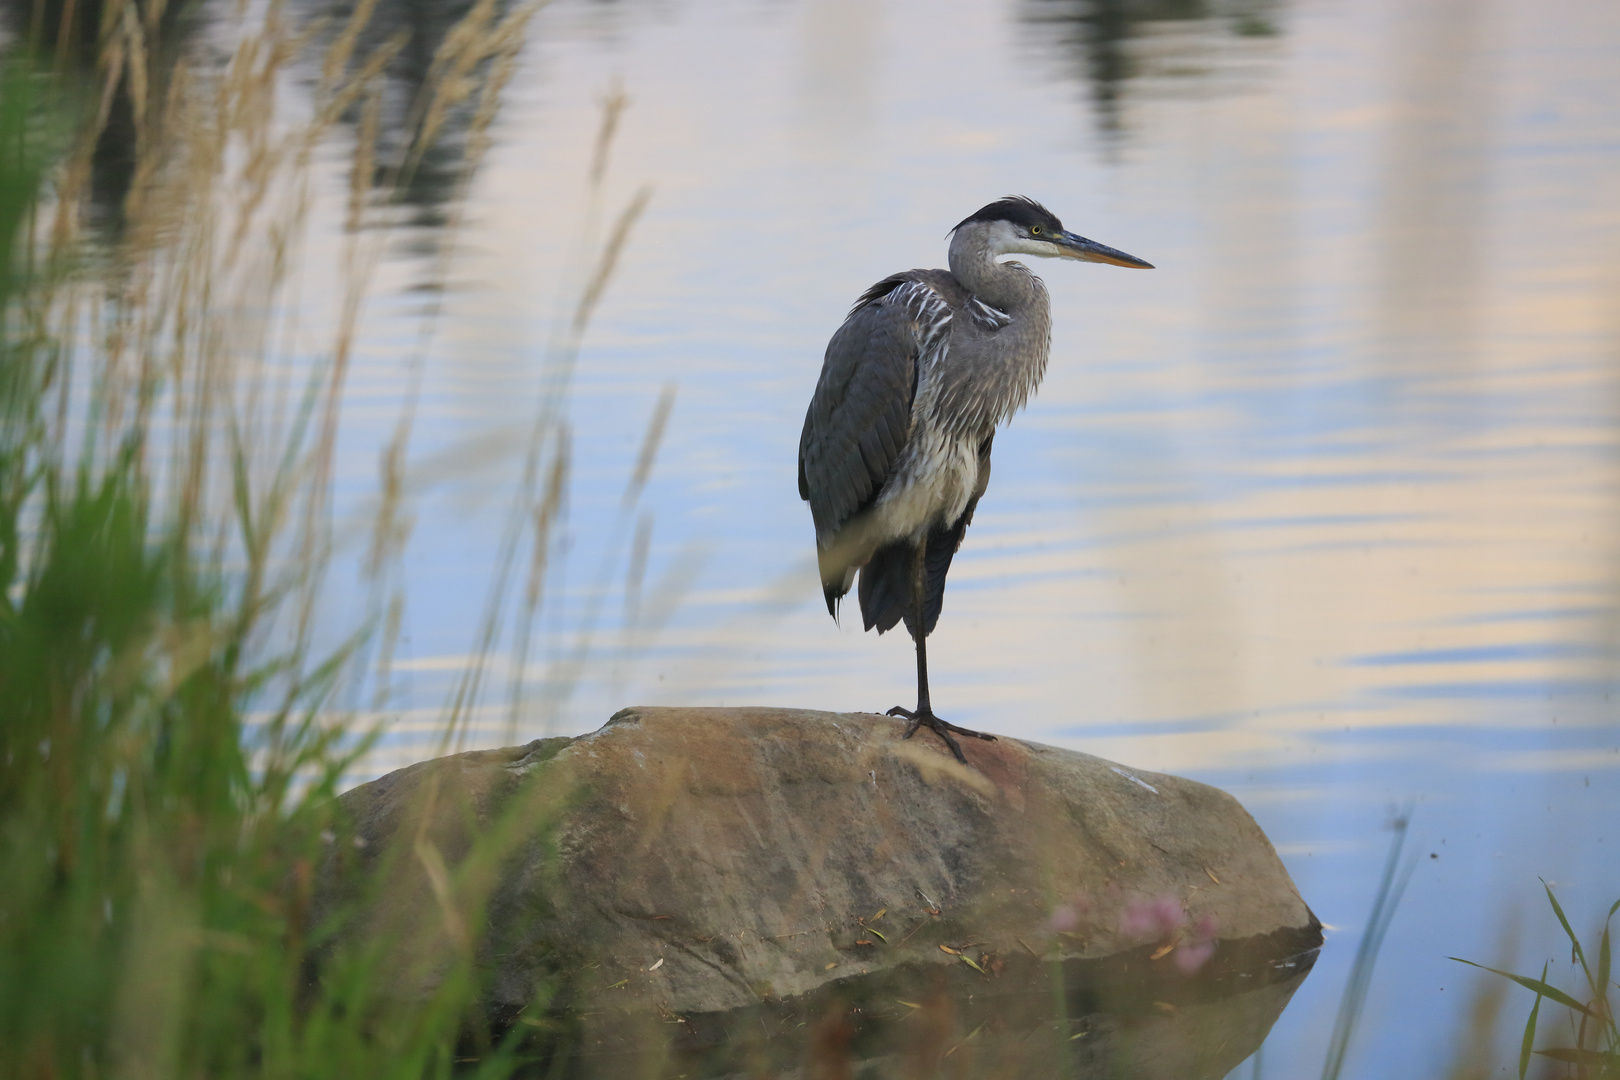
1031, 226, 1043, 235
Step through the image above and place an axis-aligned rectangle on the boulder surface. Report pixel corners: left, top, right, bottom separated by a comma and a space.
318, 706, 1321, 1078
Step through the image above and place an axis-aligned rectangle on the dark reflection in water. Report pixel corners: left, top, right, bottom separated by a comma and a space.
303, 0, 528, 258
301, 0, 516, 236
0, 0, 519, 244
1017, 0, 1282, 135
0, 0, 199, 236
500, 924, 1320, 1079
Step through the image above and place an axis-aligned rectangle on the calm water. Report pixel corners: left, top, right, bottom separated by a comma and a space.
265, 0, 1620, 1074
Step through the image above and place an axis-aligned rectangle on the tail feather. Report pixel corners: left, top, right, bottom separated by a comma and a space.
837, 437, 992, 639
819, 547, 860, 622
858, 504, 978, 639
858, 542, 911, 633
915, 521, 959, 635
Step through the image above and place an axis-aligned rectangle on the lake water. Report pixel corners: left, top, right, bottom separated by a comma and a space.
267, 0, 1620, 1074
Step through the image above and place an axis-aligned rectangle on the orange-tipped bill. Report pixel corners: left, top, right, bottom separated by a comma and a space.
1057, 231, 1154, 268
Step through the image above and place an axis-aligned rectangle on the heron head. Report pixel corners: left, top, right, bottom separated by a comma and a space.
951, 196, 1154, 269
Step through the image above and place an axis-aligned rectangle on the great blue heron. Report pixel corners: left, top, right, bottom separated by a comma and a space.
798, 196, 1153, 763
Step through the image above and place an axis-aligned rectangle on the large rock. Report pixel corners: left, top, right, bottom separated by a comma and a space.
317, 706, 1321, 1078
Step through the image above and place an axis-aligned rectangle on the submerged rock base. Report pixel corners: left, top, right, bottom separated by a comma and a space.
317, 706, 1321, 1078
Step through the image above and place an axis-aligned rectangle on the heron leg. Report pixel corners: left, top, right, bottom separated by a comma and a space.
884, 538, 996, 764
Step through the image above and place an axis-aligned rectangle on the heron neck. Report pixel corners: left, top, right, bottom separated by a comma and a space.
947, 232, 1047, 314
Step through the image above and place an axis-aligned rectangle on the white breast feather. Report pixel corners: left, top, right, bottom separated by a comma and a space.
863, 281, 981, 545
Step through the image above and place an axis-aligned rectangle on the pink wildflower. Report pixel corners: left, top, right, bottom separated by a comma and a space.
1048, 891, 1092, 934
1118, 894, 1183, 939
1173, 913, 1219, 973
1118, 896, 1219, 975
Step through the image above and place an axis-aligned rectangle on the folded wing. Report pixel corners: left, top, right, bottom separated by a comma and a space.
799, 276, 949, 614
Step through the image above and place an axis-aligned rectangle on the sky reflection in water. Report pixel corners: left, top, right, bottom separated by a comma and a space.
281, 0, 1620, 1074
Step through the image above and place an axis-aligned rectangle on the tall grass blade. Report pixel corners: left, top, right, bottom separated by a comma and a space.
623, 383, 676, 509
1520, 961, 1548, 1080
1533, 1047, 1619, 1069
1450, 959, 1597, 1019
1544, 878, 1596, 994
1321, 811, 1417, 1080
1600, 919, 1612, 1015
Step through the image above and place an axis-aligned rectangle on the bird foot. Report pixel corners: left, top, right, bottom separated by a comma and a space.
884, 706, 996, 764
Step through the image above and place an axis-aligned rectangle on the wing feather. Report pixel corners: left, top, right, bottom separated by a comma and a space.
798, 277, 946, 541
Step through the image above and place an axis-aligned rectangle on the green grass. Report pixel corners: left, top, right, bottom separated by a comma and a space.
1453, 885, 1619, 1080
0, 0, 623, 1069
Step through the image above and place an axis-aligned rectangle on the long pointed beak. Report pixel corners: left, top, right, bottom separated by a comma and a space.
1057, 230, 1154, 269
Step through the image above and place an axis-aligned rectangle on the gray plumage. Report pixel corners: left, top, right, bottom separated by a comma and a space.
796, 196, 1153, 763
